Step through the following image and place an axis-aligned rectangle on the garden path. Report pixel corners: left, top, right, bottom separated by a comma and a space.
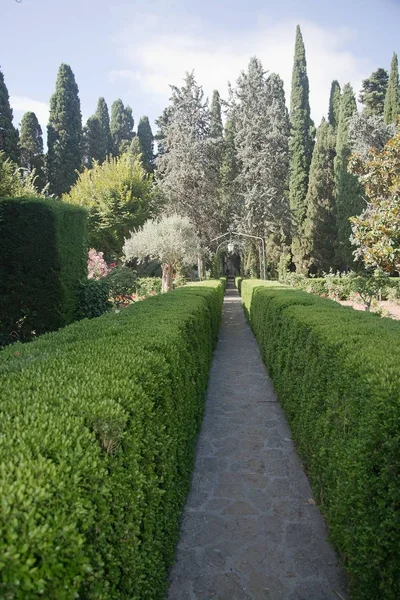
167, 283, 348, 600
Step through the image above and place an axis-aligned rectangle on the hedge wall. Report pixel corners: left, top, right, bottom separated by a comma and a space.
0, 197, 87, 345
241, 280, 400, 599
0, 281, 223, 599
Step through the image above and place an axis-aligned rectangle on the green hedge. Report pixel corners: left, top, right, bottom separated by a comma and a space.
0, 197, 87, 345
234, 276, 243, 293
0, 280, 224, 599
241, 280, 400, 599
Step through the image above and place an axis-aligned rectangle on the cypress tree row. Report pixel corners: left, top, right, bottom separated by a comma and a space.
47, 64, 82, 197
303, 118, 337, 273
137, 116, 154, 173
220, 118, 239, 229
95, 97, 113, 158
83, 115, 104, 168
110, 99, 134, 155
19, 111, 45, 190
0, 67, 19, 163
289, 25, 315, 272
384, 52, 399, 124
359, 68, 388, 117
328, 80, 341, 132
334, 83, 363, 270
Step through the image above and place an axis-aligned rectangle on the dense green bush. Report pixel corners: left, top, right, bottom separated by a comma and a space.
104, 266, 138, 306
234, 276, 243, 293
241, 279, 400, 599
0, 197, 87, 345
76, 279, 111, 319
0, 280, 223, 599
136, 277, 162, 297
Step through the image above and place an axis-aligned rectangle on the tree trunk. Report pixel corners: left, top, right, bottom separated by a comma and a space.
197, 255, 203, 281
161, 263, 173, 292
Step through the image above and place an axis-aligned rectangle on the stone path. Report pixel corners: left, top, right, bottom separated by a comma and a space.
167, 284, 348, 600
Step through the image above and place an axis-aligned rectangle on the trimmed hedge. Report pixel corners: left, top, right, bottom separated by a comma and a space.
234, 276, 243, 293
241, 280, 400, 599
0, 280, 224, 599
0, 197, 87, 344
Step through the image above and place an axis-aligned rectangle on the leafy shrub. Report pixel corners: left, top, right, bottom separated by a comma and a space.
105, 267, 138, 307
136, 277, 162, 297
0, 280, 224, 599
235, 276, 243, 293
76, 279, 111, 319
241, 279, 400, 599
0, 197, 87, 345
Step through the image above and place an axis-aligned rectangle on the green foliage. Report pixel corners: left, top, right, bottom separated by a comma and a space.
334, 83, 363, 269
0, 280, 224, 599
0, 151, 42, 198
359, 68, 388, 117
18, 111, 46, 191
137, 116, 154, 173
64, 153, 154, 260
0, 67, 19, 163
328, 80, 341, 131
95, 97, 113, 159
289, 25, 315, 271
47, 64, 83, 197
235, 276, 243, 293
303, 119, 337, 273
136, 277, 162, 297
348, 270, 389, 310
241, 279, 400, 599
110, 99, 134, 156
384, 53, 399, 124
210, 90, 223, 139
105, 266, 137, 306
0, 197, 87, 345
83, 115, 104, 168
76, 279, 111, 319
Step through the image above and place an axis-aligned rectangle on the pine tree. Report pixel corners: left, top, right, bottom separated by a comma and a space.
210, 90, 223, 139
95, 97, 113, 158
328, 80, 341, 131
334, 83, 363, 269
359, 68, 388, 117
384, 53, 399, 124
19, 111, 45, 190
83, 115, 104, 168
0, 67, 19, 163
303, 119, 337, 273
137, 116, 154, 173
110, 99, 134, 155
289, 25, 315, 272
47, 64, 82, 196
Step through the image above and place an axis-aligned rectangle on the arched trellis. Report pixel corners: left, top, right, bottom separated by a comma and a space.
210, 231, 266, 280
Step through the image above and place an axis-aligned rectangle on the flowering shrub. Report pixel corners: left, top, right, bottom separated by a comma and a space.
88, 249, 111, 279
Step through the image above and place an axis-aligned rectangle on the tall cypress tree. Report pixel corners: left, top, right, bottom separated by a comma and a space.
19, 111, 45, 190
137, 116, 154, 173
289, 25, 315, 272
210, 90, 223, 139
384, 53, 399, 124
220, 118, 239, 229
83, 115, 104, 168
0, 67, 19, 163
328, 80, 341, 132
334, 83, 363, 269
110, 99, 134, 155
303, 118, 337, 273
47, 64, 82, 196
359, 68, 388, 117
95, 97, 113, 158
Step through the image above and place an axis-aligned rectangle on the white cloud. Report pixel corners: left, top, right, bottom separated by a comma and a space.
110, 14, 373, 123
10, 96, 49, 129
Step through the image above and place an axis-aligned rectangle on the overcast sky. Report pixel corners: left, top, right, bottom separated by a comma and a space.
2, 0, 399, 135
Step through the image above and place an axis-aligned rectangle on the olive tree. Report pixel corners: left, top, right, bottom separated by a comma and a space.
123, 214, 200, 292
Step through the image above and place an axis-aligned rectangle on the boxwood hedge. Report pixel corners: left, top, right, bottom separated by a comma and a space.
0, 280, 224, 599
241, 279, 400, 599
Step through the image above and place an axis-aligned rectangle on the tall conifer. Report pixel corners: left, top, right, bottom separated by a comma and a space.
0, 67, 19, 163
83, 116, 104, 168
137, 116, 154, 173
110, 99, 134, 155
289, 25, 314, 272
359, 68, 388, 117
19, 111, 45, 190
334, 83, 363, 269
384, 53, 399, 124
210, 90, 223, 139
328, 80, 341, 131
95, 97, 113, 158
47, 64, 82, 196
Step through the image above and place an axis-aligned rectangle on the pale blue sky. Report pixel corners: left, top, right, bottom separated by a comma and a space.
1, 0, 399, 135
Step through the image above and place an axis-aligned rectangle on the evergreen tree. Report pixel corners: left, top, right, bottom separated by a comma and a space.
19, 111, 45, 190
334, 83, 363, 269
210, 90, 223, 139
83, 115, 104, 168
303, 119, 337, 273
328, 80, 341, 131
95, 97, 113, 158
220, 118, 239, 229
47, 63, 82, 196
359, 68, 388, 117
289, 25, 315, 272
110, 99, 134, 155
0, 67, 19, 163
137, 116, 154, 173
384, 53, 400, 124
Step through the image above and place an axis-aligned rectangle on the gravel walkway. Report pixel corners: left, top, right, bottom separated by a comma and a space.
167, 284, 348, 600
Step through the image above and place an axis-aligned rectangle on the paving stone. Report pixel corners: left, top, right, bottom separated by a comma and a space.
167, 284, 348, 599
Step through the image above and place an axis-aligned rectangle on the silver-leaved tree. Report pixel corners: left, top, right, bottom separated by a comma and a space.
123, 214, 200, 292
